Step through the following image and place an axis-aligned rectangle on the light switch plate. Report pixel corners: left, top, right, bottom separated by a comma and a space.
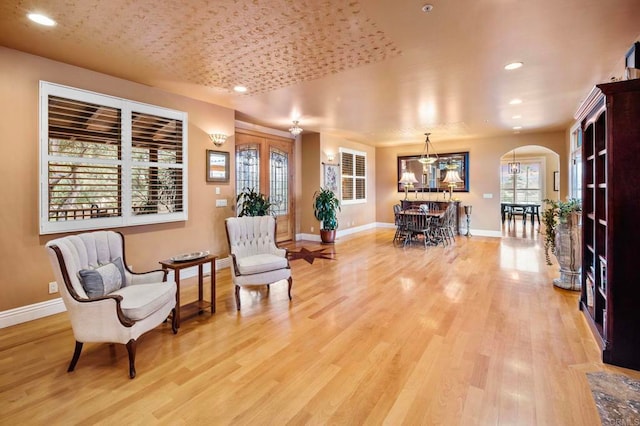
216, 199, 227, 207
483, 193, 493, 199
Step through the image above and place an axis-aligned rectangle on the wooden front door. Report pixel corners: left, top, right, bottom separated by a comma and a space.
235, 129, 295, 242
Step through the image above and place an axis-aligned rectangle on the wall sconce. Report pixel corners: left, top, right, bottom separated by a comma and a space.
209, 133, 228, 147
327, 153, 335, 162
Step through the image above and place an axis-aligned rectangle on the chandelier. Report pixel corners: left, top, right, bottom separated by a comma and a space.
418, 133, 438, 164
508, 148, 521, 174
289, 120, 303, 136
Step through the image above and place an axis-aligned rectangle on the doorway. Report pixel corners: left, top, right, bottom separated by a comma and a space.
500, 145, 559, 238
235, 129, 295, 242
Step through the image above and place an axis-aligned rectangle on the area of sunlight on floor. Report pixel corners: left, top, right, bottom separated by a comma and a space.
500, 219, 543, 273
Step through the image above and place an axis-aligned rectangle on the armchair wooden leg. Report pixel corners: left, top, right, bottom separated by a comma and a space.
235, 285, 241, 311
171, 308, 178, 334
288, 276, 293, 301
67, 341, 83, 372
126, 339, 137, 379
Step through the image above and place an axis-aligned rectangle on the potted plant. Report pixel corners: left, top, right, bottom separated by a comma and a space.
543, 198, 582, 290
236, 187, 273, 216
313, 187, 341, 243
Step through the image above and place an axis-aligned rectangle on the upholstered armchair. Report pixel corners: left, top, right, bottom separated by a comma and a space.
225, 216, 292, 310
45, 231, 177, 379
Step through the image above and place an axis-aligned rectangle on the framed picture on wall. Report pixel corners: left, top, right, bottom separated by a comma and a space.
206, 150, 229, 183
323, 163, 339, 193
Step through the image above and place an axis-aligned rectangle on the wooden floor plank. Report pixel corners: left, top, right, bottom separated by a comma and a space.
1, 229, 638, 424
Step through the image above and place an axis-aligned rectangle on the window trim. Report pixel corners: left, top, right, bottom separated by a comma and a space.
339, 147, 367, 205
39, 81, 188, 235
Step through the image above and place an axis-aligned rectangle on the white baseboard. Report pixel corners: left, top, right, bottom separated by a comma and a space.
0, 257, 232, 329
0, 298, 66, 329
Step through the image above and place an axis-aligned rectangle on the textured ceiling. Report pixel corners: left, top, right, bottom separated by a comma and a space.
1, 0, 639, 145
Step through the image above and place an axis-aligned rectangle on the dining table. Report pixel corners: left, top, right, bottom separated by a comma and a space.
396, 209, 446, 247
500, 202, 541, 224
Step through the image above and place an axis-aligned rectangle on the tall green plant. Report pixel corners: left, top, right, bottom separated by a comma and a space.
313, 188, 341, 231
236, 187, 273, 217
542, 198, 582, 265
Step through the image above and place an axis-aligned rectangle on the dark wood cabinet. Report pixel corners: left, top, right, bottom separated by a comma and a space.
576, 78, 640, 370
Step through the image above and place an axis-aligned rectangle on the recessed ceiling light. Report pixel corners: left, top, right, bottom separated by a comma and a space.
233, 85, 247, 93
422, 4, 434, 13
512, 115, 522, 119
27, 13, 56, 26
509, 98, 523, 105
513, 126, 523, 130
504, 62, 523, 70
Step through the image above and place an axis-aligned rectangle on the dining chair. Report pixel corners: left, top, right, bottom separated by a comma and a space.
404, 210, 432, 248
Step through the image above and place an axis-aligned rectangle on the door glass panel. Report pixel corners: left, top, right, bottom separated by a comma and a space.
269, 148, 288, 216
236, 145, 260, 195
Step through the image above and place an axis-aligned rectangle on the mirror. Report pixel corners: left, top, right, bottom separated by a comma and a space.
397, 152, 469, 193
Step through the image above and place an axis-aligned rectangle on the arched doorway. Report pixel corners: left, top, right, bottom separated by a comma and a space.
499, 145, 560, 238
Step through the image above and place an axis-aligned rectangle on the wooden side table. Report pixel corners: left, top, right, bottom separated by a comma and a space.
159, 254, 216, 328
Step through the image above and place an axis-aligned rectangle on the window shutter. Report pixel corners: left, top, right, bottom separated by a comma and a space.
355, 154, 366, 200
47, 96, 122, 222
341, 151, 354, 201
131, 111, 184, 216
339, 148, 366, 204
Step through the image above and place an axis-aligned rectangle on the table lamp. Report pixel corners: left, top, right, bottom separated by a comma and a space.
399, 172, 418, 200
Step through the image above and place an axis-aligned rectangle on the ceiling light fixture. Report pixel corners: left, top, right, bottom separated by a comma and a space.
509, 98, 523, 105
289, 120, 303, 136
233, 85, 247, 93
418, 132, 438, 165
421, 4, 434, 13
209, 133, 228, 146
504, 62, 523, 70
27, 13, 56, 26
512, 126, 522, 130
508, 148, 521, 174
512, 115, 522, 119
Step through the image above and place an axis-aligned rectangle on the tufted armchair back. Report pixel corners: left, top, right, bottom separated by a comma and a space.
46, 230, 132, 301
225, 216, 285, 259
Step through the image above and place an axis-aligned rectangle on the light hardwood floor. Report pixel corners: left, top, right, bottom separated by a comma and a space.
1, 229, 638, 424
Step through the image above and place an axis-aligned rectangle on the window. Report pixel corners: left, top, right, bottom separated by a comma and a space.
500, 158, 544, 204
570, 123, 583, 201
340, 148, 366, 204
40, 81, 188, 235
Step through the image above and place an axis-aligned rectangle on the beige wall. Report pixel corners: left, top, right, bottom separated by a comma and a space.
322, 134, 377, 232
0, 47, 236, 311
300, 133, 321, 234
375, 131, 568, 232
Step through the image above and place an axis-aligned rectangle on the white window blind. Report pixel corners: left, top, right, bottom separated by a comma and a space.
340, 148, 366, 204
40, 81, 188, 234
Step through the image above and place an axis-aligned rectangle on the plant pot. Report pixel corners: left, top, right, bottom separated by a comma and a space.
553, 214, 582, 291
320, 229, 336, 244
